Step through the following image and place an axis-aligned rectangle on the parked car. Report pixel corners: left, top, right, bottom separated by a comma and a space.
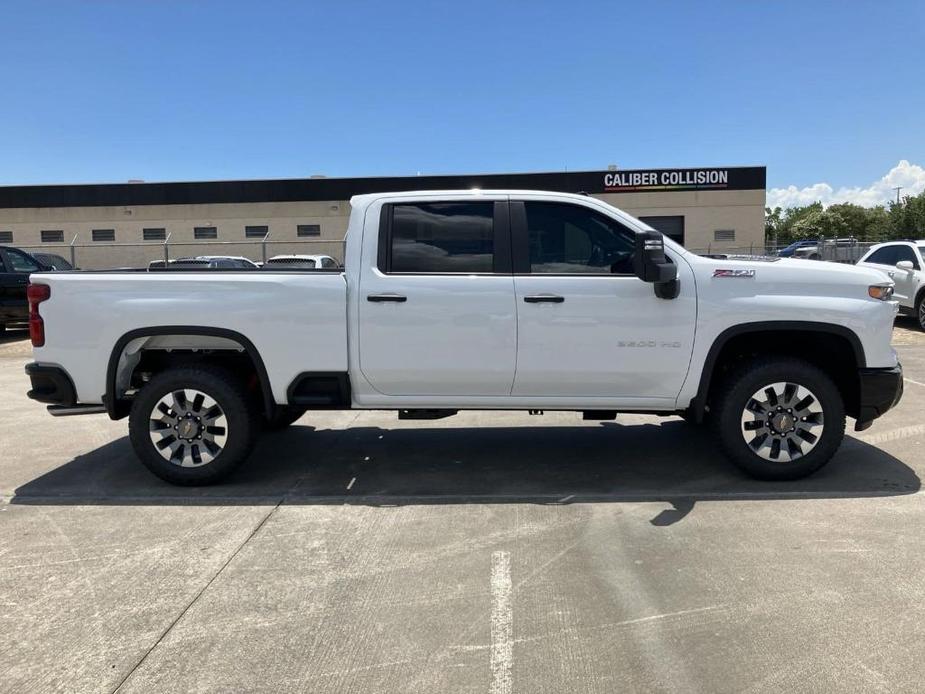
857, 240, 925, 330
1, 245, 49, 332
776, 240, 818, 258
31, 252, 75, 271
149, 256, 260, 270
25, 190, 902, 485
263, 254, 340, 269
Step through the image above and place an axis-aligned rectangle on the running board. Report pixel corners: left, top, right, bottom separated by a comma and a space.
47, 404, 108, 417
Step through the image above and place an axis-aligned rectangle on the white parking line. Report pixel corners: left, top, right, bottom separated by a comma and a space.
904, 377, 925, 389
489, 551, 513, 694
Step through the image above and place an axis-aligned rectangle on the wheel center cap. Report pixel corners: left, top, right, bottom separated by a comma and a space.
178, 420, 197, 438
771, 413, 794, 433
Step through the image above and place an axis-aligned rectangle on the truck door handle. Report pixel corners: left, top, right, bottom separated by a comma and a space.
524, 294, 565, 303
367, 293, 407, 303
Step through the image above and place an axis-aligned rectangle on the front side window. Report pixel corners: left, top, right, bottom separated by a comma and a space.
867, 247, 898, 266
389, 202, 494, 273
5, 248, 40, 272
525, 202, 636, 274
894, 245, 920, 269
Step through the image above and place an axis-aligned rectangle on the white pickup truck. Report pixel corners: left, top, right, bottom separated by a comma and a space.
25, 190, 903, 485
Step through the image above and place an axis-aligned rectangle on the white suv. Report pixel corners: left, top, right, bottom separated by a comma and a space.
858, 240, 925, 329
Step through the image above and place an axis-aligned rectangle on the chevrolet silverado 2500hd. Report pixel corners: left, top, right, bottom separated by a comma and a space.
25, 190, 903, 484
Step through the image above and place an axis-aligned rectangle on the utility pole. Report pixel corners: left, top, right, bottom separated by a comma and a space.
893, 186, 903, 205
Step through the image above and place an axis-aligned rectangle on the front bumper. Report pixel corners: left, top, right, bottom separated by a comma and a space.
855, 364, 904, 431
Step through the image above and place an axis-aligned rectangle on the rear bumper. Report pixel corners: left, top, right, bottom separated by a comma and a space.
855, 364, 904, 431
25, 363, 77, 405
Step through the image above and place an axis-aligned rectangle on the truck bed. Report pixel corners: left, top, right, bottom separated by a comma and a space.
32, 270, 348, 404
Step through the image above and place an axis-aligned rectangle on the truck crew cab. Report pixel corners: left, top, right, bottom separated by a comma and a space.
24, 190, 904, 484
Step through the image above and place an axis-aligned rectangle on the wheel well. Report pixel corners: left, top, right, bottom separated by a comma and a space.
106, 328, 275, 420
699, 329, 862, 419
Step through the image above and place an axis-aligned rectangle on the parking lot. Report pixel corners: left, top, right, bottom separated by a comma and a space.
1, 321, 924, 693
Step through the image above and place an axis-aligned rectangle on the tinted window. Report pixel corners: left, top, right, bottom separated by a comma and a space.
525, 202, 636, 274
143, 227, 166, 241
895, 245, 920, 269
390, 202, 494, 273
5, 249, 40, 272
867, 247, 898, 266
194, 226, 218, 240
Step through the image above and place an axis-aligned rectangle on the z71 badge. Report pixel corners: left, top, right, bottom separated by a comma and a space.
713, 268, 756, 278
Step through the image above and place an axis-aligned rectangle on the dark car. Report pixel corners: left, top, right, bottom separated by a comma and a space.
776, 240, 818, 257
0, 246, 50, 332
32, 252, 75, 271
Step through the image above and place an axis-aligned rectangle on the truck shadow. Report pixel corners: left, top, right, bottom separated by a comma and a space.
11, 420, 920, 525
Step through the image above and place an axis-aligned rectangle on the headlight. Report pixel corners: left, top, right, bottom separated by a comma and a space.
868, 284, 894, 300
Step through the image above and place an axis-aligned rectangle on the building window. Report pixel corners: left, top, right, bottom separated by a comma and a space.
638, 216, 685, 245
41, 230, 64, 243
297, 224, 321, 237
194, 226, 218, 240
245, 225, 268, 239
714, 229, 736, 242
0, 231, 12, 243
143, 227, 166, 241
92, 229, 116, 242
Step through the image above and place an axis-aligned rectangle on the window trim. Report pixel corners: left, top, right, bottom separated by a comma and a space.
510, 200, 639, 277
376, 201, 511, 275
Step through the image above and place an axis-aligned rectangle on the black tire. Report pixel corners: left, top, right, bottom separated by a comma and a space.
712, 357, 845, 480
915, 290, 925, 332
129, 365, 259, 485
264, 405, 306, 431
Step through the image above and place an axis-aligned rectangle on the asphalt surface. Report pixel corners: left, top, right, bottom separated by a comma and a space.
1, 320, 925, 693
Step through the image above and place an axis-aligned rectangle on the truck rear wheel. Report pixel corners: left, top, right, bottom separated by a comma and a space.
128, 365, 259, 485
713, 357, 845, 480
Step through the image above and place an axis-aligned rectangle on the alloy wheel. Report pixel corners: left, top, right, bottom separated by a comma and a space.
739, 381, 825, 462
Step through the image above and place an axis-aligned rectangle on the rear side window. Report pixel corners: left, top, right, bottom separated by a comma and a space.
524, 202, 636, 274
388, 202, 494, 273
866, 247, 898, 266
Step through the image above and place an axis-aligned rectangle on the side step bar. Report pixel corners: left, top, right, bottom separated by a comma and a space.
47, 404, 108, 417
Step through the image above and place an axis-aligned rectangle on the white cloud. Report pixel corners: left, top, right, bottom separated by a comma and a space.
767, 160, 925, 209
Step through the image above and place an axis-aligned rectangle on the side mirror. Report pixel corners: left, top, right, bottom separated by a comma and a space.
896, 260, 915, 272
634, 230, 680, 299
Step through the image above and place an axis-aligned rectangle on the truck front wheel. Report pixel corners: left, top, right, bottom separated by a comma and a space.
713, 358, 845, 480
128, 365, 259, 485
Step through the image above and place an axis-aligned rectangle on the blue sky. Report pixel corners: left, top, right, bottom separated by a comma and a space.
1, 1, 923, 202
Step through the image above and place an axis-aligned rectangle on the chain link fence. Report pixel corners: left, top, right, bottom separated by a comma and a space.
686, 239, 878, 264
15, 234, 347, 270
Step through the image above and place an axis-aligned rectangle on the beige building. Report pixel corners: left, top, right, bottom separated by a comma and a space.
0, 166, 766, 269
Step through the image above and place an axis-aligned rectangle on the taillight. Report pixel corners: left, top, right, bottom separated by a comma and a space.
27, 283, 51, 347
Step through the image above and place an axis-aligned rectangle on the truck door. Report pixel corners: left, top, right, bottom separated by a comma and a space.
0, 247, 40, 325
358, 198, 517, 396
509, 198, 696, 403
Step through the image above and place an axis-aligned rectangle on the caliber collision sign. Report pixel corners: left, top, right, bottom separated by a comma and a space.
601, 167, 764, 193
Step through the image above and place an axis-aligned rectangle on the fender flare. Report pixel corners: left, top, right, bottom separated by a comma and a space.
105, 326, 276, 420
689, 321, 866, 420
